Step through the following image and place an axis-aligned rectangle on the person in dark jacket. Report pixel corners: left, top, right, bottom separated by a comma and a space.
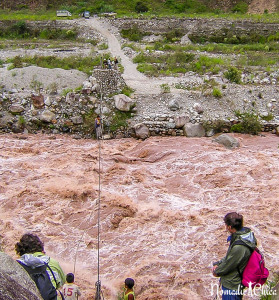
212, 212, 257, 300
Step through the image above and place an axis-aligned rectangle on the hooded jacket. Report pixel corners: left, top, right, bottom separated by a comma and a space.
18, 252, 66, 289
214, 227, 257, 290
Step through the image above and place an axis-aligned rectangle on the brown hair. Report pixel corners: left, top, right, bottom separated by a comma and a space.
15, 233, 44, 256
224, 212, 243, 231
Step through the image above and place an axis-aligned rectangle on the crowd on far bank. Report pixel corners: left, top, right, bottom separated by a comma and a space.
103, 57, 119, 70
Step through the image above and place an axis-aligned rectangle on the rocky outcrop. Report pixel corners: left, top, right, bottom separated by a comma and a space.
0, 252, 42, 300
114, 94, 135, 111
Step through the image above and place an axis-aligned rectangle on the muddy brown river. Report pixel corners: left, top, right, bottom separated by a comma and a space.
0, 133, 278, 299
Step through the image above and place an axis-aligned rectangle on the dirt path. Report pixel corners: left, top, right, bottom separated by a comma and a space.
84, 17, 183, 94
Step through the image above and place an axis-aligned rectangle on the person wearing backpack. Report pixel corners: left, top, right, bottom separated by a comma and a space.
212, 212, 257, 299
15, 233, 66, 300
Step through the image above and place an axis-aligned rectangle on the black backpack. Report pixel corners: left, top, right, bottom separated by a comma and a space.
18, 261, 57, 300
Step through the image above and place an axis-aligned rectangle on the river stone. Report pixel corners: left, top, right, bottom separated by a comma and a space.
180, 34, 192, 45
66, 92, 75, 104
168, 99, 180, 111
39, 110, 56, 123
213, 134, 240, 149
134, 123, 150, 140
193, 102, 204, 114
183, 123, 205, 137
276, 126, 279, 137
0, 252, 42, 300
9, 104, 25, 114
175, 116, 190, 128
0, 112, 15, 128
114, 94, 134, 112
31, 94, 44, 109
71, 116, 83, 125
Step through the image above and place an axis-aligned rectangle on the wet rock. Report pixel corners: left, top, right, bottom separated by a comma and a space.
134, 123, 150, 140
275, 126, 279, 137
31, 94, 44, 109
9, 104, 25, 114
183, 123, 205, 137
114, 94, 135, 112
213, 134, 240, 149
0, 252, 42, 300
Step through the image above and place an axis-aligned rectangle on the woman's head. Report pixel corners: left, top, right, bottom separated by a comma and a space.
15, 233, 44, 256
224, 212, 243, 231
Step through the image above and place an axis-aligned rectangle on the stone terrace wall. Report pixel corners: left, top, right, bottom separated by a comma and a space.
107, 17, 279, 36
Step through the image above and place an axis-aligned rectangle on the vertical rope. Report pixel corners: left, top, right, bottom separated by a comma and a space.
95, 81, 104, 300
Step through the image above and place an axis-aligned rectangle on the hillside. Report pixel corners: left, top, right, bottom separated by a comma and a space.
0, 0, 278, 14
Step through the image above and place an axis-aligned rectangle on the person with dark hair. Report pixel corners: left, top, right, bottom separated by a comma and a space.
62, 273, 81, 300
124, 278, 135, 300
212, 212, 257, 299
95, 115, 102, 139
16, 233, 66, 299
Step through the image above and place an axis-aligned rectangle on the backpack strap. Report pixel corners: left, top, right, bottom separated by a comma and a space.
232, 240, 254, 281
45, 263, 65, 300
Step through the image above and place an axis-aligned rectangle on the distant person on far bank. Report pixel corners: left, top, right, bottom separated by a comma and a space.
212, 212, 257, 300
114, 57, 119, 70
95, 115, 102, 139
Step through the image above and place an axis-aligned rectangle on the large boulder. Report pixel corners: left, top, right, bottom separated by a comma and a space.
134, 123, 150, 140
183, 123, 205, 137
114, 94, 135, 112
213, 134, 240, 149
0, 252, 42, 300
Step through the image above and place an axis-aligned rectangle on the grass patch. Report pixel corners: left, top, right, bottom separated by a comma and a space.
134, 51, 195, 76
109, 110, 133, 132
7, 55, 102, 75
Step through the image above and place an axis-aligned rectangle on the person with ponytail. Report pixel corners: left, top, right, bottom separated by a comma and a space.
212, 212, 257, 299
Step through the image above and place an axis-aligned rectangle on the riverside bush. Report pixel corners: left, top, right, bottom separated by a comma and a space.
231, 111, 262, 135
224, 66, 242, 84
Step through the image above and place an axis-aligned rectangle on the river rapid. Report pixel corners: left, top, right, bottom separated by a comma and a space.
0, 133, 279, 299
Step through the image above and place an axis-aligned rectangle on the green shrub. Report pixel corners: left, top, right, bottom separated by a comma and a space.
261, 113, 274, 122
12, 56, 23, 68
135, 1, 148, 13
224, 66, 242, 84
160, 83, 170, 93
232, 1, 248, 14
120, 27, 143, 42
121, 86, 134, 97
164, 29, 184, 42
109, 110, 133, 132
212, 87, 222, 98
231, 111, 262, 135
